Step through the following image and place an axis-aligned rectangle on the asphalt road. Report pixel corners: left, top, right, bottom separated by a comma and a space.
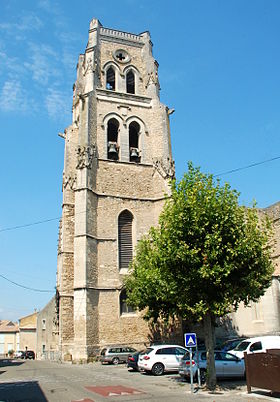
0, 358, 276, 402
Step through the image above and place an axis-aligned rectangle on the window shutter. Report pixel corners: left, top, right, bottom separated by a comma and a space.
118, 211, 133, 269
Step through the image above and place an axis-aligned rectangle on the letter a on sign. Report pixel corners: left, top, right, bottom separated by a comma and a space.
184, 333, 197, 348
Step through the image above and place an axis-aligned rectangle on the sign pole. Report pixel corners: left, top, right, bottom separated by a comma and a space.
190, 347, 194, 393
184, 333, 197, 394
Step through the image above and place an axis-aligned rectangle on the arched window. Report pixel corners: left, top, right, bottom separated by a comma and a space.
120, 289, 135, 315
107, 118, 119, 160
129, 121, 140, 163
118, 210, 133, 270
106, 67, 115, 90
126, 70, 135, 94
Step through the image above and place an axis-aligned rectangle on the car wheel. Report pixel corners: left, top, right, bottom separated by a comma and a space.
200, 369, 206, 383
151, 362, 164, 376
112, 357, 119, 365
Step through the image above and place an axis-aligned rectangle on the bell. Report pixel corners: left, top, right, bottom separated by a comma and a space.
108, 142, 118, 154
130, 147, 139, 158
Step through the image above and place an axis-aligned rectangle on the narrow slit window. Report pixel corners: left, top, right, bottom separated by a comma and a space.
129, 121, 140, 163
107, 118, 119, 160
126, 70, 135, 94
106, 67, 115, 90
118, 210, 133, 269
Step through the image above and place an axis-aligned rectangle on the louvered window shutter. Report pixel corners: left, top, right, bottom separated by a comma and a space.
118, 211, 133, 269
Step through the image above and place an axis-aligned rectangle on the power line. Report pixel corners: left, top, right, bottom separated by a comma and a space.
214, 156, 280, 178
0, 273, 54, 293
0, 211, 86, 233
1, 268, 54, 283
1, 156, 279, 234
0, 217, 60, 233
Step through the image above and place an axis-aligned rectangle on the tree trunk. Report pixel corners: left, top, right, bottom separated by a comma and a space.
203, 312, 216, 391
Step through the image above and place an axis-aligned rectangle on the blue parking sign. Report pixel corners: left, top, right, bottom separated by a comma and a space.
184, 333, 197, 348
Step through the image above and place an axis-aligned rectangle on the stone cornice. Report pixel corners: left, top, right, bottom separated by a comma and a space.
75, 233, 116, 242
74, 285, 122, 291
96, 88, 152, 107
98, 158, 153, 168
74, 186, 166, 202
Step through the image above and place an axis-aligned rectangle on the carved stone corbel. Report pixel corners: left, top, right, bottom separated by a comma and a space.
153, 157, 175, 179
76, 144, 97, 169
146, 71, 160, 90
62, 173, 77, 190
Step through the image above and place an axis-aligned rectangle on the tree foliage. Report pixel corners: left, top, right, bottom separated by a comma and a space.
125, 163, 274, 389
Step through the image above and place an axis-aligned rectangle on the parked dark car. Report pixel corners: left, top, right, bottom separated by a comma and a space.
22, 350, 35, 360
219, 338, 247, 352
127, 351, 143, 371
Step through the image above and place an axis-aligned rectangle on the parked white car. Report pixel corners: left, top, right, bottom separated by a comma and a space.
138, 344, 188, 375
14, 351, 24, 359
229, 336, 280, 359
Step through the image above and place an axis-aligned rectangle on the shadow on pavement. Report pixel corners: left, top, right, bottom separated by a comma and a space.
249, 389, 280, 399
215, 379, 247, 391
0, 359, 25, 368
0, 380, 48, 401
170, 375, 247, 391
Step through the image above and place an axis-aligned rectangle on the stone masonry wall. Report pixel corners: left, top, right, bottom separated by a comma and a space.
58, 20, 174, 360
37, 296, 59, 361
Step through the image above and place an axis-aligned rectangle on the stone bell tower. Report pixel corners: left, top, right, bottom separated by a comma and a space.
56, 19, 175, 361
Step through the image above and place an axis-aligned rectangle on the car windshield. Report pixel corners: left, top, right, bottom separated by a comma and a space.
234, 341, 250, 351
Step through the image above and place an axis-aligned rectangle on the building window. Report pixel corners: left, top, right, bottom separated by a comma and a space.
129, 121, 140, 162
113, 49, 130, 64
107, 118, 119, 160
126, 70, 135, 94
42, 344, 46, 353
251, 302, 263, 321
120, 289, 135, 315
106, 67, 115, 90
118, 210, 133, 269
42, 319, 46, 330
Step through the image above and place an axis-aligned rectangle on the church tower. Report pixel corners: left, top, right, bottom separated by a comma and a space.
57, 19, 175, 361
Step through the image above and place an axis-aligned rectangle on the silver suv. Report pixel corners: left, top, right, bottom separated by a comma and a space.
100, 346, 137, 365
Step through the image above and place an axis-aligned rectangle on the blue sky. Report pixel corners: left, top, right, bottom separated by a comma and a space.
1, 0, 280, 321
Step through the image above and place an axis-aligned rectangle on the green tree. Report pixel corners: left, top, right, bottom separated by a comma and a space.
125, 163, 273, 390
